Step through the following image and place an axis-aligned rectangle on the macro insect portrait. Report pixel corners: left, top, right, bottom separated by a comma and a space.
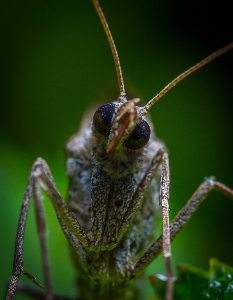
1, 1, 233, 300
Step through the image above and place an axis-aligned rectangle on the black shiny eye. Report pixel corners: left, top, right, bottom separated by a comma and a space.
93, 103, 116, 135
124, 119, 151, 150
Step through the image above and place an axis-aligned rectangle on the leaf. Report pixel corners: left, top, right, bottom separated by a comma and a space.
149, 258, 233, 300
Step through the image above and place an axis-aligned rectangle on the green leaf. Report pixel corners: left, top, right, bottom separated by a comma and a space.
149, 258, 233, 300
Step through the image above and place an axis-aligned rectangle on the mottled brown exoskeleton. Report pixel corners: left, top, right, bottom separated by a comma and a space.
5, 1, 233, 300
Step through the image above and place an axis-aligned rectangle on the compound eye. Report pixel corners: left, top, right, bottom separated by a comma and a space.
124, 119, 151, 150
93, 103, 116, 135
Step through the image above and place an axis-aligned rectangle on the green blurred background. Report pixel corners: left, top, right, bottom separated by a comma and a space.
0, 0, 233, 299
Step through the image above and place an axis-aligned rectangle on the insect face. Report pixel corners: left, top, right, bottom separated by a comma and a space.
93, 100, 151, 152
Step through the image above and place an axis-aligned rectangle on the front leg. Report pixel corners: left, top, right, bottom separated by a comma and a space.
6, 158, 92, 300
132, 177, 233, 299
111, 147, 173, 299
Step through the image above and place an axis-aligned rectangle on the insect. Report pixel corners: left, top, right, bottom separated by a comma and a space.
2, 0, 233, 300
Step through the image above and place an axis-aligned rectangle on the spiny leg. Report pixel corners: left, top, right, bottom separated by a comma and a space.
169, 179, 233, 241
6, 172, 44, 300
32, 159, 91, 249
132, 177, 233, 295
159, 152, 173, 300
115, 148, 165, 243
6, 158, 93, 300
33, 170, 53, 300
111, 147, 173, 300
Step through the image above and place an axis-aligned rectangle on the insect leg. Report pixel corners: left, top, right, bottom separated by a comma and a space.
169, 178, 233, 245
6, 158, 93, 300
32, 158, 91, 249
6, 168, 44, 300
33, 167, 55, 300
115, 148, 165, 244
113, 147, 173, 299
159, 152, 173, 300
132, 178, 233, 298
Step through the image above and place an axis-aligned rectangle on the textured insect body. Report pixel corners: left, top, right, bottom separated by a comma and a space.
65, 100, 164, 298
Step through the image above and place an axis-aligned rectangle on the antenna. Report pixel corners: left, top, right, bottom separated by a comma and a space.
92, 0, 126, 103
141, 42, 233, 115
